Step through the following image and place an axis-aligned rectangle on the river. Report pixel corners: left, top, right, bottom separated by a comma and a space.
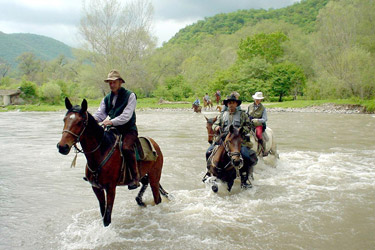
0, 109, 374, 250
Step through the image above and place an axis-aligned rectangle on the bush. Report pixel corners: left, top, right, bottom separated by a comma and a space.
40, 82, 62, 104
20, 80, 38, 100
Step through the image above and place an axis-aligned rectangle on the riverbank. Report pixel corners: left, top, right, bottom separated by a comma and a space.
1, 99, 374, 114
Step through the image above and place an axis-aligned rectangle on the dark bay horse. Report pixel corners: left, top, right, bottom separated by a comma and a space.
192, 103, 202, 113
204, 116, 217, 144
206, 125, 244, 192
57, 98, 168, 227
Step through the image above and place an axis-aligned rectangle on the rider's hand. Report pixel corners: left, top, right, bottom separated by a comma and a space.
252, 119, 258, 123
215, 126, 221, 133
102, 119, 113, 126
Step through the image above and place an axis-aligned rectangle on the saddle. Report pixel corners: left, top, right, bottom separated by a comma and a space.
117, 136, 158, 185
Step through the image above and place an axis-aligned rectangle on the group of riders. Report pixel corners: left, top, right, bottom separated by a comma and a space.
93, 69, 268, 191
203, 91, 268, 189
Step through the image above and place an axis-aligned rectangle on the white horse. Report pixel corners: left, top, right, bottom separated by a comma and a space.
248, 127, 279, 167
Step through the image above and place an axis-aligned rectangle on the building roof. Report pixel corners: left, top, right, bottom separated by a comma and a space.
0, 89, 21, 96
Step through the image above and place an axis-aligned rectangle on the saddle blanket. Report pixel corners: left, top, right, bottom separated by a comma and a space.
135, 136, 158, 161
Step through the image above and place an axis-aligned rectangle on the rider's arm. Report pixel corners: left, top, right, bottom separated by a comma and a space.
93, 98, 107, 122
257, 108, 268, 124
110, 93, 137, 126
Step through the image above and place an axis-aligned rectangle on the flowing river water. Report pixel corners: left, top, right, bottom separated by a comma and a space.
0, 109, 374, 250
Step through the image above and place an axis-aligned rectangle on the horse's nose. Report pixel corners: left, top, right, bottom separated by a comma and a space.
57, 143, 71, 155
233, 159, 241, 166
208, 140, 213, 144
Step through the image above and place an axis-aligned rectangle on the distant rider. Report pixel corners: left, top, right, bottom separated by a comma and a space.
247, 91, 268, 156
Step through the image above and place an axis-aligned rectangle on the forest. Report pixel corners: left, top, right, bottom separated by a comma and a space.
0, 0, 374, 106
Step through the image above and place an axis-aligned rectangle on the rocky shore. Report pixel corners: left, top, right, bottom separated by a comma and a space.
265, 103, 368, 114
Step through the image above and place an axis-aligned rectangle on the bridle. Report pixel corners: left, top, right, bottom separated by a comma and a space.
62, 111, 103, 154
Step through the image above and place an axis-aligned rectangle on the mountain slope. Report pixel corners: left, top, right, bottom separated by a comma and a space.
168, 0, 329, 45
0, 32, 73, 67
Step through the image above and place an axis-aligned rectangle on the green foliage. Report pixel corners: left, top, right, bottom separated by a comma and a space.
40, 82, 62, 104
270, 62, 306, 101
238, 32, 288, 63
153, 75, 193, 101
20, 80, 38, 100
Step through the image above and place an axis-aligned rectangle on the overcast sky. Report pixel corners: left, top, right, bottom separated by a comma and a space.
0, 0, 299, 48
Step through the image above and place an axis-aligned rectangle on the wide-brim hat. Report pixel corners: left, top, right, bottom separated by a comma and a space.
104, 69, 125, 83
252, 91, 264, 100
223, 94, 242, 107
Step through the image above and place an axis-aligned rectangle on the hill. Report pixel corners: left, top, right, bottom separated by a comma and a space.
0, 32, 74, 67
168, 0, 329, 45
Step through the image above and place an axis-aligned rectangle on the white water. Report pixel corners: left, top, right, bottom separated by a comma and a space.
0, 110, 374, 250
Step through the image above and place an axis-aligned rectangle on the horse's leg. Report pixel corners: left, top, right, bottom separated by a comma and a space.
227, 180, 234, 192
92, 186, 106, 217
103, 186, 116, 227
136, 175, 149, 207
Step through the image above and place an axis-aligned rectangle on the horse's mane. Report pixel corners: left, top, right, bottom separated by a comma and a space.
67, 105, 115, 146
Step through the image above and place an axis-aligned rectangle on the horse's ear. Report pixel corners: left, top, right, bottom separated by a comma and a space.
229, 124, 234, 134
213, 116, 217, 123
65, 97, 72, 110
81, 99, 88, 113
204, 116, 208, 121
239, 127, 244, 135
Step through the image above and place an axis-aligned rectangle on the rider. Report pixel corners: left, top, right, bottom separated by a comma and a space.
247, 91, 268, 156
221, 91, 241, 112
204, 93, 211, 104
93, 69, 140, 190
206, 94, 257, 189
193, 97, 200, 107
215, 90, 221, 105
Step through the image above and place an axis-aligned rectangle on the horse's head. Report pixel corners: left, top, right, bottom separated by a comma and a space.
205, 116, 217, 144
57, 98, 88, 155
224, 125, 243, 167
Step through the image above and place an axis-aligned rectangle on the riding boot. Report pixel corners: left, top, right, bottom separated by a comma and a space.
124, 150, 140, 190
240, 172, 252, 189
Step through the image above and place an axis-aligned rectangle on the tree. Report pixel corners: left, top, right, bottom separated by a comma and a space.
79, 0, 156, 96
237, 32, 288, 63
271, 62, 306, 101
16, 52, 41, 81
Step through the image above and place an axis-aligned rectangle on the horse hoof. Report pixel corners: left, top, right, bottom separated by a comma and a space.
212, 185, 218, 193
135, 197, 146, 207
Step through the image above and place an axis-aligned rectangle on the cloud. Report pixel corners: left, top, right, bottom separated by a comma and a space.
153, 0, 299, 20
0, 0, 300, 47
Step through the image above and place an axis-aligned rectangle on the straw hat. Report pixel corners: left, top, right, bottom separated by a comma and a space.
104, 70, 125, 83
252, 92, 264, 100
223, 94, 242, 107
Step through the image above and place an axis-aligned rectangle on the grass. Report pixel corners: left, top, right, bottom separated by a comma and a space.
1, 98, 374, 113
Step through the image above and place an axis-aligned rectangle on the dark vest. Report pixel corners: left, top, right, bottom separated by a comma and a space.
104, 87, 137, 133
222, 110, 241, 132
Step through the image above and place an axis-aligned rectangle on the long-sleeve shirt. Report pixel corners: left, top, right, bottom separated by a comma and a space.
93, 93, 136, 126
249, 103, 268, 124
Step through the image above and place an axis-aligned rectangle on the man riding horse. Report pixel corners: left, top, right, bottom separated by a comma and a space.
93, 69, 140, 190
247, 92, 268, 156
205, 94, 257, 189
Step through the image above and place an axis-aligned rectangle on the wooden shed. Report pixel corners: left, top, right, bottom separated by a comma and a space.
0, 89, 22, 106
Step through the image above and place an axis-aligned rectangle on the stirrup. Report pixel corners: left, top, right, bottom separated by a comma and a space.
128, 180, 140, 190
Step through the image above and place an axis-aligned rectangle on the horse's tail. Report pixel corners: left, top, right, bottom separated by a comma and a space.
159, 184, 170, 200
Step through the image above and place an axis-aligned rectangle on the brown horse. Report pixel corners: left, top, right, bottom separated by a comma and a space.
203, 99, 213, 110
57, 98, 168, 227
192, 103, 202, 113
206, 125, 244, 192
204, 116, 217, 144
